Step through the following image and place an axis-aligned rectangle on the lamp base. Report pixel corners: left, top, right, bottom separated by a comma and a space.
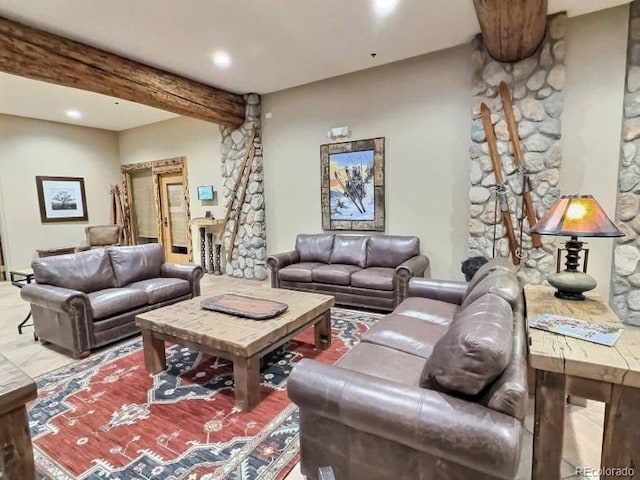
547, 271, 597, 301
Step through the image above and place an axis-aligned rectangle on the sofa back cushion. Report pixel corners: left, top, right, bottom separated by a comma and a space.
462, 271, 520, 309
421, 293, 513, 396
466, 257, 516, 292
366, 235, 419, 268
32, 249, 116, 293
109, 244, 165, 287
295, 234, 335, 263
330, 235, 368, 267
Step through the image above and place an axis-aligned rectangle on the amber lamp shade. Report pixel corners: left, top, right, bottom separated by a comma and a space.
530, 194, 623, 300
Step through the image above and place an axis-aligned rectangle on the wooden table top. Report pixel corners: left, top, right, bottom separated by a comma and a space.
525, 285, 640, 388
0, 354, 37, 417
136, 286, 335, 357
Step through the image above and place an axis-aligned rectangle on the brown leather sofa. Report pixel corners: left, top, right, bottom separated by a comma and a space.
288, 259, 527, 480
267, 234, 429, 311
21, 244, 204, 358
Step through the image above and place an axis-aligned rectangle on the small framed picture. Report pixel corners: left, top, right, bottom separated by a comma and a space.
197, 185, 215, 201
36, 176, 88, 223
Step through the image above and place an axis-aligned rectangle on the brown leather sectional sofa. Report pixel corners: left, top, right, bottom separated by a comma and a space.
21, 244, 204, 358
267, 233, 430, 311
288, 259, 527, 480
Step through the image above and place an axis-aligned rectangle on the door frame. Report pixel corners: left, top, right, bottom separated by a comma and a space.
121, 157, 193, 262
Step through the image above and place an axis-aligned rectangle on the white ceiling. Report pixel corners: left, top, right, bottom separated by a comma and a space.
0, 0, 631, 130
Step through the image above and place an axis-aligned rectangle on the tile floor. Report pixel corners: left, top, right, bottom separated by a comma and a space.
0, 274, 604, 479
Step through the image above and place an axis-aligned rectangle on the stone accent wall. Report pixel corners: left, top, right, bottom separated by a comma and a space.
612, 1, 640, 324
468, 13, 567, 284
220, 94, 267, 280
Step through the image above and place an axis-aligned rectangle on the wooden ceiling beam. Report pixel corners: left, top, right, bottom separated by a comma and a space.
0, 16, 245, 127
473, 0, 548, 63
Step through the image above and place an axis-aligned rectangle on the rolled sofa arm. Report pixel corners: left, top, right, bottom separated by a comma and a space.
407, 278, 468, 305
266, 250, 300, 288
288, 359, 522, 480
161, 263, 205, 296
21, 284, 89, 313
394, 254, 430, 306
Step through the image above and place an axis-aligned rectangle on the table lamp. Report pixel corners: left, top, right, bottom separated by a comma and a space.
530, 194, 623, 300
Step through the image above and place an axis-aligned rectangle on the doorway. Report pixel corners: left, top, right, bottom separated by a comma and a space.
159, 173, 189, 263
121, 157, 192, 263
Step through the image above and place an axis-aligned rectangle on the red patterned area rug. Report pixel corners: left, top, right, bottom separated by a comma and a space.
29, 308, 381, 480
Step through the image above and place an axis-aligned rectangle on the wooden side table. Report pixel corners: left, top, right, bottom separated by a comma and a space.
525, 285, 640, 480
0, 354, 37, 479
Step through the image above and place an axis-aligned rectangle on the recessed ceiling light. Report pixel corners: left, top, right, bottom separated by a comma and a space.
212, 51, 232, 69
373, 0, 399, 16
65, 109, 82, 120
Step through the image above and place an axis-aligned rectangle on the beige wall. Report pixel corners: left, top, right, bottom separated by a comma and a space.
0, 114, 121, 270
560, 5, 628, 299
118, 116, 222, 259
263, 46, 473, 280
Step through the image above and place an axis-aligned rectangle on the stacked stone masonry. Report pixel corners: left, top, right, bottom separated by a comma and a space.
613, 1, 640, 325
220, 94, 268, 280
468, 13, 567, 285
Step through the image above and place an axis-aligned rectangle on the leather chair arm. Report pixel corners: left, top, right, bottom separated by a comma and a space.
288, 359, 522, 480
161, 263, 205, 296
407, 278, 468, 305
266, 250, 300, 288
21, 284, 89, 314
395, 254, 430, 279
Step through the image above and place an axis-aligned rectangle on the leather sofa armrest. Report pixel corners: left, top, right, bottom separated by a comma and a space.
266, 250, 300, 288
21, 284, 89, 314
288, 359, 522, 480
407, 278, 468, 305
394, 255, 430, 306
161, 263, 205, 297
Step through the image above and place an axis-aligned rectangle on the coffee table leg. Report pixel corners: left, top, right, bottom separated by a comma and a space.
314, 310, 332, 350
0, 405, 36, 480
142, 330, 166, 374
234, 355, 261, 411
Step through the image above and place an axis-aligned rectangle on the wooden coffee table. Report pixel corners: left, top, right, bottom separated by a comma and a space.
135, 286, 335, 411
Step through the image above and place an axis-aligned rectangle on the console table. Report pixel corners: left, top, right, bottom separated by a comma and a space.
0, 354, 37, 479
525, 285, 640, 480
190, 218, 224, 275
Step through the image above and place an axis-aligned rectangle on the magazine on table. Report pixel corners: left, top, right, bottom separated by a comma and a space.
530, 313, 623, 347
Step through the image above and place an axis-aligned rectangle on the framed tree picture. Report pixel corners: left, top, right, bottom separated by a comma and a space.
321, 137, 385, 231
36, 176, 89, 223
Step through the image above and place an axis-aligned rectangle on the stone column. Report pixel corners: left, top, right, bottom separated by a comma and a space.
612, 1, 640, 324
468, 13, 567, 284
219, 93, 267, 280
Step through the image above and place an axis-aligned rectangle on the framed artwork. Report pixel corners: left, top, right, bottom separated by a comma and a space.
197, 185, 215, 200
36, 176, 88, 223
321, 137, 385, 231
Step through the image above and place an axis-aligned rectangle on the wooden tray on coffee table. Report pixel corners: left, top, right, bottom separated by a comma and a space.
201, 293, 288, 320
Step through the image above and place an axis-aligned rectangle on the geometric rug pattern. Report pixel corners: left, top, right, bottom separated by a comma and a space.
28, 308, 381, 479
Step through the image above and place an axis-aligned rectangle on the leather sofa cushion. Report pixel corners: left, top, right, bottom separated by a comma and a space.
296, 234, 335, 263
461, 272, 520, 309
330, 235, 368, 267
466, 258, 516, 292
109, 244, 165, 287
279, 262, 324, 282
351, 267, 395, 291
312, 264, 361, 286
362, 313, 448, 358
393, 297, 458, 326
88, 288, 148, 320
127, 278, 191, 304
366, 235, 419, 268
336, 342, 425, 387
32, 249, 116, 293
421, 293, 513, 396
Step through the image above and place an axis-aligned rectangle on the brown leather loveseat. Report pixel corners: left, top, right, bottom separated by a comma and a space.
288, 259, 527, 480
267, 233, 429, 311
21, 244, 204, 358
